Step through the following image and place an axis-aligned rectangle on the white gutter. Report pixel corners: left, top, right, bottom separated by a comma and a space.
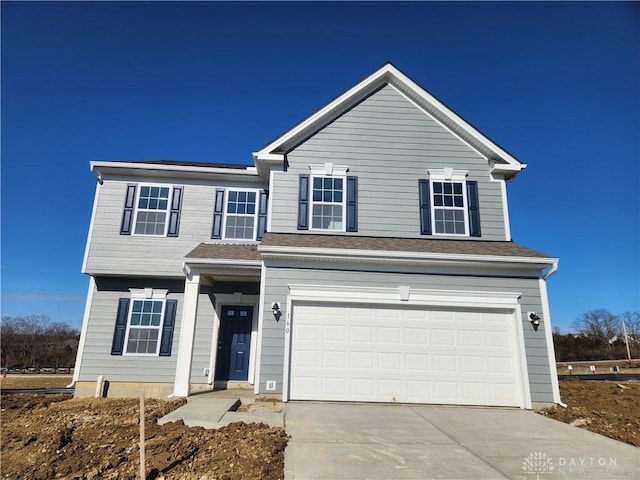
183, 259, 261, 268
91, 161, 260, 177
542, 261, 559, 280
259, 245, 558, 268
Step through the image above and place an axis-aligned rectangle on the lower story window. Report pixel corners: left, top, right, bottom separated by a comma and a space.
126, 299, 164, 354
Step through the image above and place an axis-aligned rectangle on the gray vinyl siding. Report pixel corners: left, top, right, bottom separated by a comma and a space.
84, 177, 267, 277
77, 278, 185, 384
270, 84, 507, 240
259, 265, 554, 403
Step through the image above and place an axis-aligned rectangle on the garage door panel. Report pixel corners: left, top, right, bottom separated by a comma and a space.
350, 326, 373, 343
460, 356, 485, 373
488, 356, 515, 374
322, 351, 347, 368
405, 353, 430, 370
350, 351, 374, 368
459, 329, 483, 346
431, 329, 455, 346
486, 331, 510, 348
323, 325, 347, 343
378, 327, 402, 344
295, 324, 319, 341
404, 327, 428, 344
290, 303, 523, 407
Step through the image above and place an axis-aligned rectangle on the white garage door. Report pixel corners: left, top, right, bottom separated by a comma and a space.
289, 303, 524, 407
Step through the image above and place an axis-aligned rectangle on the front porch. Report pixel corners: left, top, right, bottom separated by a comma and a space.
173, 242, 263, 398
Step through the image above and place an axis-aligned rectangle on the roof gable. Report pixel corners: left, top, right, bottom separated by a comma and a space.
253, 63, 524, 179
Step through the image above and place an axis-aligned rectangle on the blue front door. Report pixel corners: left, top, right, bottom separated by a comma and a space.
215, 306, 253, 381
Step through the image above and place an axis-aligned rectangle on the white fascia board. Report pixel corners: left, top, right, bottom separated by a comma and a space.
252, 152, 286, 162
491, 163, 527, 174
258, 245, 557, 268
91, 161, 259, 177
183, 258, 262, 269
288, 283, 522, 309
252, 152, 286, 178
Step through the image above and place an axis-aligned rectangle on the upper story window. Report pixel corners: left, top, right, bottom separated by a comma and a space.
432, 181, 468, 235
120, 183, 183, 237
297, 163, 358, 233
212, 188, 267, 241
135, 186, 171, 235
110, 289, 178, 357
225, 190, 257, 239
311, 176, 345, 231
419, 168, 481, 238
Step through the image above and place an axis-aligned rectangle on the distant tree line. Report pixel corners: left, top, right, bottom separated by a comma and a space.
553, 309, 640, 362
0, 315, 79, 371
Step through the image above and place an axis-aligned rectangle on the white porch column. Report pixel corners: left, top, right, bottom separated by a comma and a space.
172, 271, 200, 397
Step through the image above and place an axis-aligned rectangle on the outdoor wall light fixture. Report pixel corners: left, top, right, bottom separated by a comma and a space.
271, 302, 282, 321
529, 312, 541, 326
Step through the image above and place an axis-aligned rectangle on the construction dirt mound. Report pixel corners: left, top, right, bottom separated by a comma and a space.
1, 394, 288, 480
538, 380, 640, 447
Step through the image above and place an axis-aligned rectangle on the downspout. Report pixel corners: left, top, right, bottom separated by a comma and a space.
541, 260, 566, 407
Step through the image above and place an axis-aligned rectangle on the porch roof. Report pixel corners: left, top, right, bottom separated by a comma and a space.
185, 243, 262, 261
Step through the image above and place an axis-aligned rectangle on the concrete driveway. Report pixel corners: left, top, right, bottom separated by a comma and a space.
284, 403, 640, 480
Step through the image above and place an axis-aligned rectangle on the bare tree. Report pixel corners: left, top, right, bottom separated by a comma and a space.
1, 316, 79, 370
571, 309, 620, 341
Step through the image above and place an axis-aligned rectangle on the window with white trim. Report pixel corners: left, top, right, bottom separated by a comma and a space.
124, 298, 165, 355
224, 190, 257, 239
310, 176, 345, 231
428, 168, 469, 236
432, 181, 468, 235
134, 185, 171, 236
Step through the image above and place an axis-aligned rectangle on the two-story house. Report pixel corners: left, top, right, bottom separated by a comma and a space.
72, 63, 561, 409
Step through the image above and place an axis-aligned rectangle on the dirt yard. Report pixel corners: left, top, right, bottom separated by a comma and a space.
2, 377, 638, 478
538, 380, 640, 447
1, 394, 288, 479
0, 374, 73, 389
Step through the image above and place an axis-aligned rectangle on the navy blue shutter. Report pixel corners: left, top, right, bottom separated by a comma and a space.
111, 298, 130, 355
211, 188, 225, 239
418, 180, 432, 235
159, 299, 177, 356
297, 174, 309, 230
167, 187, 183, 237
120, 185, 137, 235
346, 176, 358, 232
257, 190, 268, 240
466, 181, 481, 237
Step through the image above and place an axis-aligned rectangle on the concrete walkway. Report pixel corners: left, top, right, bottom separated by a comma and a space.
158, 390, 284, 429
285, 402, 640, 480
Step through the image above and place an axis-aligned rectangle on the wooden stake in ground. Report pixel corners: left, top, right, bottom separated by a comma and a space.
140, 391, 145, 480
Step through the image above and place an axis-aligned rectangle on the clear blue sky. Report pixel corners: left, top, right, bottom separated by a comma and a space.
2, 1, 638, 332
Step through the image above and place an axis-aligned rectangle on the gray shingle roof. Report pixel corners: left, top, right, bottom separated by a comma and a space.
185, 235, 554, 263
259, 233, 553, 259
185, 243, 261, 261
